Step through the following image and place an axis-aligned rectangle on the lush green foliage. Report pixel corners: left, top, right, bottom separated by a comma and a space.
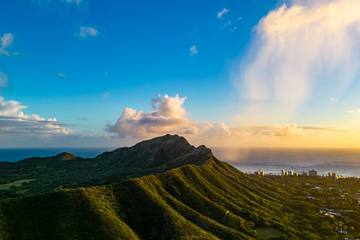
0, 135, 211, 198
0, 135, 360, 239
1, 158, 360, 239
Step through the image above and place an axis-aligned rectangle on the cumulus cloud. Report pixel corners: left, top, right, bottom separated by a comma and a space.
105, 94, 347, 149
106, 95, 230, 138
0, 33, 14, 56
190, 45, 198, 56
239, 0, 360, 118
105, 94, 340, 141
79, 26, 99, 38
0, 96, 72, 135
217, 8, 229, 19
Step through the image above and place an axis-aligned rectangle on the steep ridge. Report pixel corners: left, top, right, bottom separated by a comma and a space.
95, 134, 201, 168
1, 156, 342, 240
0, 135, 211, 197
1, 135, 360, 239
0, 158, 266, 240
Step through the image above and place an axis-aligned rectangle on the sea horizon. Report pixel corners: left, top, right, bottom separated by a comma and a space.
2, 147, 360, 177
0, 148, 114, 162
215, 148, 360, 177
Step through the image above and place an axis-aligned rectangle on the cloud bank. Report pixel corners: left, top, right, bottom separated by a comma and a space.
106, 95, 230, 138
233, 123, 344, 138
105, 94, 341, 146
0, 96, 72, 135
239, 0, 360, 118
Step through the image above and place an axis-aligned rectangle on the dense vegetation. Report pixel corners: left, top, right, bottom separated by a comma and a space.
0, 135, 360, 239
0, 135, 210, 198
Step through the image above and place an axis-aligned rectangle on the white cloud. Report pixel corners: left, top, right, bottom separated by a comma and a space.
0, 73, 8, 88
0, 33, 14, 56
105, 95, 346, 149
232, 123, 344, 138
275, 123, 302, 137
56, 72, 66, 78
102, 92, 111, 98
239, 0, 360, 119
106, 94, 230, 138
1, 33, 13, 48
0, 96, 72, 135
79, 26, 99, 38
217, 8, 229, 19
33, 0, 84, 8
190, 45, 198, 56
64, 0, 81, 5
106, 95, 337, 140
221, 20, 239, 32
348, 109, 360, 114
274, 123, 304, 136
330, 97, 339, 103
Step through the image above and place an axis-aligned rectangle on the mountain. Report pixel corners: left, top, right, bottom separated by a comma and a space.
94, 134, 210, 169
1, 135, 360, 239
0, 135, 211, 197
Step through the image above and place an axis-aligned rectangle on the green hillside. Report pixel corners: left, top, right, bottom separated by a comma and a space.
0, 135, 360, 239
0, 135, 212, 198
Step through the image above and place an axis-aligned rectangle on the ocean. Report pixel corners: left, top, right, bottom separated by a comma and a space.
0, 148, 113, 162
1, 148, 360, 177
213, 148, 360, 177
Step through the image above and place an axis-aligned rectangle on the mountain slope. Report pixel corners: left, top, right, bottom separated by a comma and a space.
3, 156, 357, 239
1, 135, 360, 239
0, 135, 211, 197
0, 158, 263, 240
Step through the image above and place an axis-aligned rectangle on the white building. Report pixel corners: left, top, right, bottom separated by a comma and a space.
255, 170, 265, 176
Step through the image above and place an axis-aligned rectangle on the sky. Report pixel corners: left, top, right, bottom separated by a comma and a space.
1, 0, 360, 148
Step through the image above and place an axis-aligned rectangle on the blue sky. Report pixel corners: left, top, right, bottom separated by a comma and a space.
1, 0, 277, 121
1, 0, 360, 148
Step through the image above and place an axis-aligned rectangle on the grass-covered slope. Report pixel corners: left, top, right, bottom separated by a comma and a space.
2, 155, 359, 240
0, 135, 211, 198
0, 158, 258, 240
1, 135, 360, 239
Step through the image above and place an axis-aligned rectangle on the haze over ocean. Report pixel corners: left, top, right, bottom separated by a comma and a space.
214, 148, 360, 177
2, 147, 360, 177
0, 148, 112, 162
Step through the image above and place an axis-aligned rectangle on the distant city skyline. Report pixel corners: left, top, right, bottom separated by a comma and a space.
1, 0, 360, 148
